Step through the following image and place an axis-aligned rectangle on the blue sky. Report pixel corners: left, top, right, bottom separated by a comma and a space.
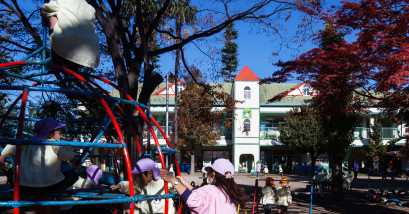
156, 1, 327, 83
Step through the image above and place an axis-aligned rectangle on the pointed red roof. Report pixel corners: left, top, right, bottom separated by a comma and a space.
234, 66, 260, 81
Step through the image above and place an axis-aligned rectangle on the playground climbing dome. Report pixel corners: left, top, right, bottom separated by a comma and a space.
0, 20, 181, 214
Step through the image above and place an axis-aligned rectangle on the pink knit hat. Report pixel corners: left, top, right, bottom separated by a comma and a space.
33, 117, 65, 139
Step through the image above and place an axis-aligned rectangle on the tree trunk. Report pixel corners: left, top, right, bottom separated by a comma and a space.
190, 153, 195, 175
331, 155, 344, 201
311, 152, 317, 176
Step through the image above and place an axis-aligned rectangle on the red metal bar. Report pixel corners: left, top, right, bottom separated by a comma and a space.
0, 83, 38, 130
50, 64, 135, 214
252, 179, 258, 214
0, 61, 26, 69
86, 79, 142, 154
88, 75, 171, 214
13, 89, 28, 214
150, 117, 181, 176
0, 62, 136, 213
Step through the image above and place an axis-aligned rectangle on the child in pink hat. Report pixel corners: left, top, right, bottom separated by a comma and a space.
0, 117, 79, 214
160, 158, 247, 214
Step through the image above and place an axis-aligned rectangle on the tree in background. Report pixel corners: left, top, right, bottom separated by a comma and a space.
265, 22, 362, 200
176, 66, 237, 172
0, 0, 321, 165
221, 23, 238, 82
361, 118, 387, 171
279, 106, 326, 175
168, 0, 197, 152
265, 0, 409, 200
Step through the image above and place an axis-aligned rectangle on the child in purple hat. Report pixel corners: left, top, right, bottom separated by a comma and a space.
110, 158, 176, 213
160, 158, 246, 214
0, 117, 79, 214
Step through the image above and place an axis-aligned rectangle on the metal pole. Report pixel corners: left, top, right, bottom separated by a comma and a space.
165, 74, 169, 169
310, 180, 313, 214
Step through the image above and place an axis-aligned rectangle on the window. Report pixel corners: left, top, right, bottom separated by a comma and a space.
244, 86, 251, 99
303, 84, 311, 96
177, 82, 184, 93
244, 119, 251, 131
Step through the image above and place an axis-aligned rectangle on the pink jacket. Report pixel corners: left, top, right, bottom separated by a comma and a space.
186, 185, 237, 214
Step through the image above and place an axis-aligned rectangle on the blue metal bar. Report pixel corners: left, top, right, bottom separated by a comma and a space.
0, 139, 126, 149
0, 193, 179, 207
0, 71, 53, 84
131, 194, 179, 203
80, 101, 117, 164
75, 154, 114, 158
1, 115, 142, 123
159, 147, 177, 153
0, 85, 149, 110
0, 127, 34, 137
0, 198, 132, 208
139, 153, 172, 157
310, 180, 313, 214
22, 47, 45, 61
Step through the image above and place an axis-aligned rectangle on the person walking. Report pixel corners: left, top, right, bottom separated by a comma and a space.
256, 161, 262, 178
353, 160, 359, 179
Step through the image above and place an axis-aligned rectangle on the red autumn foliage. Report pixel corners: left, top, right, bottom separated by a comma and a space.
265, 0, 409, 116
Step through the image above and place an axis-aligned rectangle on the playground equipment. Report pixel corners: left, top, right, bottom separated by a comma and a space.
0, 11, 182, 214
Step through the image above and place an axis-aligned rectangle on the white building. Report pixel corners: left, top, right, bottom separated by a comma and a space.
112, 66, 407, 173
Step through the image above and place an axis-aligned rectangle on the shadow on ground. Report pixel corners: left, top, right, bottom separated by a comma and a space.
238, 177, 409, 214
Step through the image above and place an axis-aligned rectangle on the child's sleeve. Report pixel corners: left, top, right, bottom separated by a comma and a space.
288, 188, 292, 203
41, 0, 60, 17
1, 145, 16, 158
261, 186, 269, 195
118, 181, 130, 194
186, 187, 212, 213
52, 146, 76, 161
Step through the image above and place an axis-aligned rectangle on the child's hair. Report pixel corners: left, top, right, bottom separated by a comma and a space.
208, 168, 246, 207
266, 177, 275, 188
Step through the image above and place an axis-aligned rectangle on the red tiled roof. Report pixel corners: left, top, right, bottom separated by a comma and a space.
234, 66, 260, 81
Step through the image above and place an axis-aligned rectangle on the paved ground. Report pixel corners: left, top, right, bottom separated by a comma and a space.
1, 173, 409, 213
182, 172, 409, 214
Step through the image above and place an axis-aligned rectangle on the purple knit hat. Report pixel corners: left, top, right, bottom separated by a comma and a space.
86, 165, 102, 185
33, 117, 65, 139
132, 158, 160, 179
205, 158, 235, 177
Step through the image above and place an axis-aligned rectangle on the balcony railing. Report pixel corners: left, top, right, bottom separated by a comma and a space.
354, 127, 369, 140
382, 127, 399, 139
260, 127, 280, 140
354, 127, 399, 140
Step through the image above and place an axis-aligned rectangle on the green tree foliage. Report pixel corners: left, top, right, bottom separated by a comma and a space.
361, 119, 386, 170
279, 106, 326, 175
221, 23, 238, 82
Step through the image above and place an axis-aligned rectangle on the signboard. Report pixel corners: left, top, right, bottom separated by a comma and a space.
242, 108, 252, 119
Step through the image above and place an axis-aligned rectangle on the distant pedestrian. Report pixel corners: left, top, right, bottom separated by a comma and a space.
373, 161, 379, 175
353, 160, 359, 179
381, 169, 388, 181
278, 164, 283, 177
264, 164, 269, 175
256, 161, 262, 178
